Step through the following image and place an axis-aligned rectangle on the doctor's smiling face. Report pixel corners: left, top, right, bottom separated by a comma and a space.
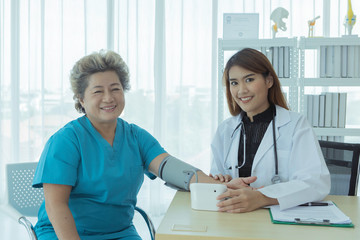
228, 65, 273, 121
223, 48, 289, 117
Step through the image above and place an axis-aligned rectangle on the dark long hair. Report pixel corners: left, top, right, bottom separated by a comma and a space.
223, 48, 289, 116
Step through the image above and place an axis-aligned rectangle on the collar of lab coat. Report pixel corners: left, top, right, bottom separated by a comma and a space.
228, 105, 290, 131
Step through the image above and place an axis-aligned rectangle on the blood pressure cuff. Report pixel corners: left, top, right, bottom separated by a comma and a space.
158, 155, 200, 191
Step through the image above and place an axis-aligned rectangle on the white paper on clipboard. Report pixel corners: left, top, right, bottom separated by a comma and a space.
270, 201, 352, 224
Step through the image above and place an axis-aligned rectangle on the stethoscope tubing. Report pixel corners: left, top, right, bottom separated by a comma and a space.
272, 117, 279, 175
224, 113, 280, 183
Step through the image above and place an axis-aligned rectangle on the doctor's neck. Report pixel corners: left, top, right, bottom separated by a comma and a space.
243, 104, 273, 123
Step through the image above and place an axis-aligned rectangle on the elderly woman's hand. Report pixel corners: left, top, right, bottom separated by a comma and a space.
226, 176, 258, 189
209, 173, 233, 182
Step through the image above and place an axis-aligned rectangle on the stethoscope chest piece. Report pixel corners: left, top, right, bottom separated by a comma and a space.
271, 175, 281, 184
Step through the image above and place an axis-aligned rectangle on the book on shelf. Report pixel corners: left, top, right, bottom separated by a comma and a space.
312, 95, 320, 127
320, 46, 326, 78
321, 136, 327, 141
306, 95, 314, 126
319, 94, 325, 127
305, 92, 347, 130
272, 47, 279, 76
331, 92, 339, 128
341, 46, 348, 78
354, 46, 360, 78
284, 46, 290, 78
325, 46, 334, 78
324, 92, 332, 127
278, 47, 284, 78
338, 93, 347, 128
358, 46, 360, 78
318, 43, 360, 78
266, 47, 273, 66
347, 45, 355, 78
333, 46, 341, 78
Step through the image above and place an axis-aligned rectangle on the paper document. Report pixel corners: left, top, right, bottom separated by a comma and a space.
270, 201, 352, 226
223, 13, 259, 39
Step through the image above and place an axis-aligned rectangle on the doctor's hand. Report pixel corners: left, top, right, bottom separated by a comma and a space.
209, 173, 232, 182
216, 188, 278, 213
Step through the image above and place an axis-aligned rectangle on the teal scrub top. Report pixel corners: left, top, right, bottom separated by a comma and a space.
32, 116, 166, 239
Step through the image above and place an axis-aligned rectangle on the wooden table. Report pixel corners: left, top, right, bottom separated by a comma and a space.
156, 191, 359, 240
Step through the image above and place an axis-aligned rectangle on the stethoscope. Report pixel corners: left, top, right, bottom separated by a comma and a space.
224, 110, 281, 184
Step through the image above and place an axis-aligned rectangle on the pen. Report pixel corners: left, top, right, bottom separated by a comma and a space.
298, 202, 329, 206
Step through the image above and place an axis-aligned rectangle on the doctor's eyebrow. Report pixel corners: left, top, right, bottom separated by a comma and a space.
229, 73, 255, 82
241, 73, 255, 79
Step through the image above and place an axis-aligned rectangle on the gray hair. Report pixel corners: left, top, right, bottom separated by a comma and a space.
70, 50, 130, 113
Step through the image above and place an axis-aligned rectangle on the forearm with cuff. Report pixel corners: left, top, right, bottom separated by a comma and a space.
158, 155, 200, 191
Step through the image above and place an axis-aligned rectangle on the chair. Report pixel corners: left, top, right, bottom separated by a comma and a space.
6, 162, 42, 240
6, 162, 155, 240
319, 140, 360, 196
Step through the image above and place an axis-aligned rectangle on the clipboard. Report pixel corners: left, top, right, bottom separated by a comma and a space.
269, 201, 354, 228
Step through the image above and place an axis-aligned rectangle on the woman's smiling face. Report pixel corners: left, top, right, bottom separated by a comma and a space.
228, 65, 273, 121
80, 70, 125, 129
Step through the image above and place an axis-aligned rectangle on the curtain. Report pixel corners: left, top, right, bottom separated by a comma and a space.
1, 0, 359, 226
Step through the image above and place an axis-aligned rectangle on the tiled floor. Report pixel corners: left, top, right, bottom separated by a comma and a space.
0, 206, 163, 240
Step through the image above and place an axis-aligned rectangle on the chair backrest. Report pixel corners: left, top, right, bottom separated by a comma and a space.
6, 162, 44, 217
319, 140, 360, 196
6, 162, 155, 239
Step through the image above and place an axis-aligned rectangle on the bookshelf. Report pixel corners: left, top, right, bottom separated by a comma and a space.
298, 37, 360, 138
217, 38, 299, 124
217, 37, 360, 140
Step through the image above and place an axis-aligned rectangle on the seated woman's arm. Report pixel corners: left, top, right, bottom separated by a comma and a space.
148, 153, 219, 184
43, 183, 80, 240
148, 153, 256, 187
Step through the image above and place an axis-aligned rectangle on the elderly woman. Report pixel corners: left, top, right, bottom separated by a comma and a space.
32, 50, 246, 240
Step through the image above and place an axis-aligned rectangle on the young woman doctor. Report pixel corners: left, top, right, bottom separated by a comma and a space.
210, 48, 330, 213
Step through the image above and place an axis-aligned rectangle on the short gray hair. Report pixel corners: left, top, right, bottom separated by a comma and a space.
70, 50, 130, 113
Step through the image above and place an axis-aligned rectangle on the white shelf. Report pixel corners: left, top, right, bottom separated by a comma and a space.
303, 78, 360, 87
313, 128, 360, 137
299, 36, 360, 49
299, 37, 360, 139
220, 38, 298, 50
279, 78, 296, 87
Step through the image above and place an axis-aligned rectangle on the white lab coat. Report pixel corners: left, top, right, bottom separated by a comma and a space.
210, 105, 330, 210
